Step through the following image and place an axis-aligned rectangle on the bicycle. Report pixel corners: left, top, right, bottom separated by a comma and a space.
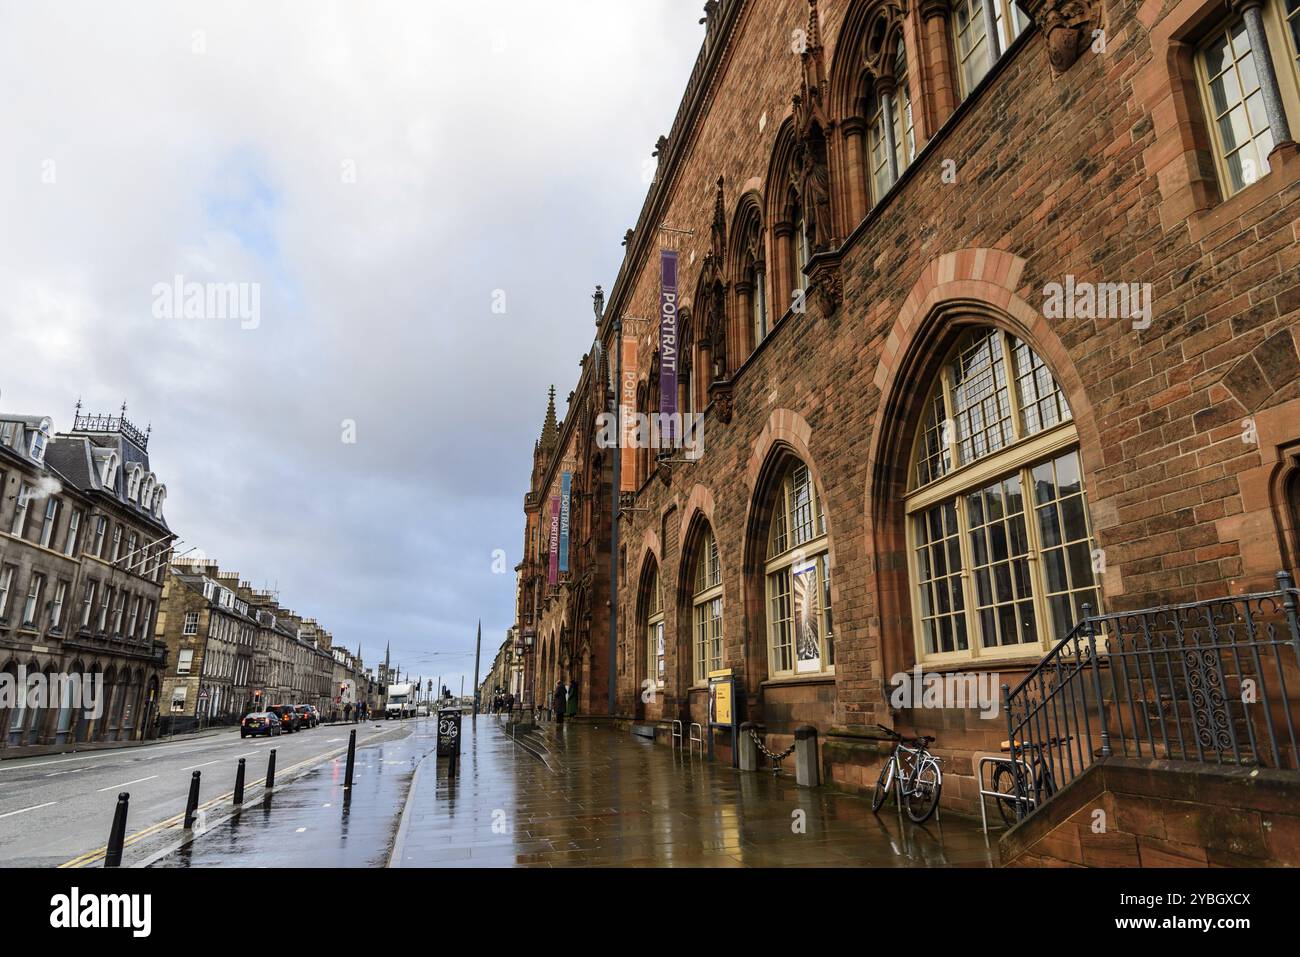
990, 735, 1070, 826
870, 724, 943, 823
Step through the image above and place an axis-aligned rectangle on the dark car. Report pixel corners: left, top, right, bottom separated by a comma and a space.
294, 704, 318, 728
268, 705, 301, 733
240, 711, 282, 738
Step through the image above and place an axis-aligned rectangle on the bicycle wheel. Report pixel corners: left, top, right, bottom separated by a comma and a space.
871, 759, 895, 813
905, 757, 942, 823
991, 762, 1023, 827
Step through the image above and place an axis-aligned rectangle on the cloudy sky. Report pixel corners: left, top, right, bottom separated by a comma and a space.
0, 0, 702, 692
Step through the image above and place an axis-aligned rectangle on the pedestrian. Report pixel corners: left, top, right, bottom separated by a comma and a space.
344, 702, 353, 723
566, 675, 579, 718
553, 679, 567, 725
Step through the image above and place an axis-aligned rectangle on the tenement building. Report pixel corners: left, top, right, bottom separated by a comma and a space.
0, 399, 174, 749
518, 0, 1300, 828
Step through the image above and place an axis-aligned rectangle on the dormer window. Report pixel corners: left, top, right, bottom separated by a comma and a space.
127, 465, 143, 501
29, 418, 52, 464
152, 485, 167, 518
101, 453, 119, 490
141, 474, 156, 509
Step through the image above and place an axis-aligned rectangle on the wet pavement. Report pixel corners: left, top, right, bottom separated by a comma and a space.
390, 717, 1000, 868
152, 719, 437, 868
151, 716, 999, 867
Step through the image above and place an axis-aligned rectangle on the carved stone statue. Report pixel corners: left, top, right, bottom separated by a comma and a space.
799, 145, 833, 252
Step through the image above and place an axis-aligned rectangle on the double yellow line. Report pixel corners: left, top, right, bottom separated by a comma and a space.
59, 727, 397, 868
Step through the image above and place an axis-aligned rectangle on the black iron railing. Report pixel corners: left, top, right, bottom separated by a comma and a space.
1003, 571, 1300, 821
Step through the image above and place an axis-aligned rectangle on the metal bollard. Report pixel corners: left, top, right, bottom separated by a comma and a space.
233, 758, 246, 805
794, 725, 820, 787
266, 748, 276, 791
104, 792, 130, 867
739, 721, 759, 772
183, 771, 201, 829
344, 729, 356, 790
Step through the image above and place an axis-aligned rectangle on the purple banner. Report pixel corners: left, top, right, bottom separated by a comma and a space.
659, 249, 679, 445
548, 495, 560, 586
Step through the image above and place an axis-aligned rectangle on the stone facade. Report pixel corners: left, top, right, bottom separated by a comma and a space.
0, 402, 173, 750
518, 0, 1300, 813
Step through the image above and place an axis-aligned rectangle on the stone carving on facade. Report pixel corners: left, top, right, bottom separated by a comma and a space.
708, 377, 734, 424
699, 175, 730, 380
1018, 0, 1099, 73
791, 1, 836, 252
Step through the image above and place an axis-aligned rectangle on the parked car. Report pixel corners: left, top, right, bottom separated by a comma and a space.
240, 711, 282, 738
294, 704, 318, 728
268, 704, 301, 733
307, 705, 322, 726
416, 704, 430, 717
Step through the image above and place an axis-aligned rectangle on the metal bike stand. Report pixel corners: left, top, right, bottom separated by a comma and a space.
688, 722, 705, 758
977, 754, 1036, 835
671, 719, 684, 751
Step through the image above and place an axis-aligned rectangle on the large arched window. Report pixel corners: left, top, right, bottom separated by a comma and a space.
692, 526, 723, 683
765, 461, 834, 676
905, 326, 1097, 664
644, 564, 664, 689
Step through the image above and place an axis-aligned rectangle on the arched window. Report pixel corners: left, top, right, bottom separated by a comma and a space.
905, 326, 1097, 664
644, 564, 664, 689
867, 36, 916, 202
791, 187, 810, 296
691, 526, 723, 683
731, 201, 768, 352
765, 461, 834, 676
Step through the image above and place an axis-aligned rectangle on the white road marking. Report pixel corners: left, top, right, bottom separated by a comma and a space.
181, 761, 217, 771
46, 767, 89, 777
96, 775, 157, 792
0, 801, 57, 819
295, 827, 306, 833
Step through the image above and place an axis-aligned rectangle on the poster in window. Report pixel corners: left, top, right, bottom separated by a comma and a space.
656, 622, 665, 680
793, 560, 821, 673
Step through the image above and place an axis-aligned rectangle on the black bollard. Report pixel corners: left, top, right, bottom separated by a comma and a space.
265, 748, 276, 791
233, 758, 246, 805
183, 771, 201, 830
104, 792, 130, 868
344, 729, 356, 790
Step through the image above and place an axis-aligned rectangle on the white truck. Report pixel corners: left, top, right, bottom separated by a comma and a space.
385, 682, 416, 719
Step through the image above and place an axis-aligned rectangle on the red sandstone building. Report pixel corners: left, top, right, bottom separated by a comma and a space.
515, 0, 1300, 861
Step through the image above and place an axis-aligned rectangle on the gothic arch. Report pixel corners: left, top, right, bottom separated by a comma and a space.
863, 249, 1106, 686
740, 410, 837, 709
729, 191, 769, 357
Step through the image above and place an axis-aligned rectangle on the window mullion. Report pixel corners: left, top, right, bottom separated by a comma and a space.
1018, 464, 1054, 653
953, 493, 980, 660
1242, 2, 1293, 143
1001, 330, 1024, 443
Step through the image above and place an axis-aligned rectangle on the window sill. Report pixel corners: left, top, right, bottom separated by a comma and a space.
761, 673, 835, 689
1187, 141, 1300, 244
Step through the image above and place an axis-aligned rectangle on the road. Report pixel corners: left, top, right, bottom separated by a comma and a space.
0, 720, 412, 867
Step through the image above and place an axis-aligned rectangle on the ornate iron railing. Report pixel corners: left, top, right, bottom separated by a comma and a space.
1003, 571, 1300, 822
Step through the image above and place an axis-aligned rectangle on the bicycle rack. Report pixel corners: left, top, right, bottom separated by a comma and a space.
976, 754, 1035, 836
671, 720, 684, 751
688, 722, 705, 758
